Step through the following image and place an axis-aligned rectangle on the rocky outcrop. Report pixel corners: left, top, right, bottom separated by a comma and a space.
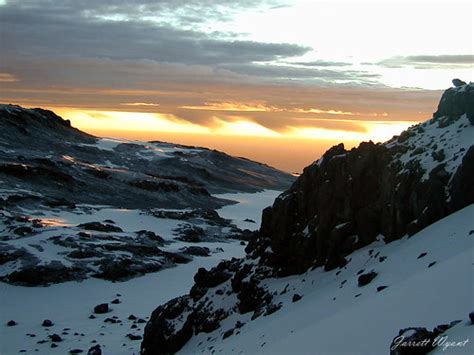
433, 82, 474, 121
253, 82, 474, 275
141, 82, 473, 354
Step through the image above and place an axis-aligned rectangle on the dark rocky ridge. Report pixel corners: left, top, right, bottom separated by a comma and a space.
141, 82, 474, 354
255, 82, 474, 275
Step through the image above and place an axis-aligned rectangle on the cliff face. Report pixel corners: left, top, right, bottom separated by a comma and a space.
254, 83, 474, 276
141, 83, 474, 354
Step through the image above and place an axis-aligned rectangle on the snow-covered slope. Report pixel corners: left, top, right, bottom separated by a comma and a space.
178, 204, 473, 355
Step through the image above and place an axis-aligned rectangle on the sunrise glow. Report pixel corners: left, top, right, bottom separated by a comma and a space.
1, 0, 472, 171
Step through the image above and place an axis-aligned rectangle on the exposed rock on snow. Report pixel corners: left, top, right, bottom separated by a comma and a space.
357, 271, 377, 286
93, 304, 109, 314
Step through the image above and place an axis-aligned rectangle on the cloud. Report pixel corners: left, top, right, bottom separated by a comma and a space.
218, 63, 379, 84
120, 102, 161, 107
378, 55, 474, 69
1, 1, 307, 66
0, 73, 18, 82
181, 102, 280, 112
286, 60, 352, 67
0, 0, 384, 89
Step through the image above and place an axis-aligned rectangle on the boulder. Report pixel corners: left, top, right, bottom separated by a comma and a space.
358, 271, 378, 286
93, 303, 109, 314
42, 319, 54, 327
87, 345, 102, 355
77, 222, 123, 233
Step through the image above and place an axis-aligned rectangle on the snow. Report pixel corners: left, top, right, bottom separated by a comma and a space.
180, 204, 474, 355
0, 190, 279, 354
389, 114, 473, 182
215, 190, 281, 230
32, 206, 180, 241
0, 243, 244, 355
430, 320, 473, 354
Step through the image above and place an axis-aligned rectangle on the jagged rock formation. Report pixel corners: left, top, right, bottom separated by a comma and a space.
255, 81, 473, 275
141, 82, 474, 354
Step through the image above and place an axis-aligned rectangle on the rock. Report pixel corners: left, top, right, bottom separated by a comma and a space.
49, 334, 62, 342
135, 230, 166, 245
377, 285, 388, 292
111, 298, 121, 304
434, 82, 474, 120
94, 303, 109, 314
193, 267, 232, 289
452, 78, 467, 87
87, 344, 102, 355
358, 271, 378, 287
431, 149, 445, 162
222, 328, 234, 339
6, 262, 86, 286
13, 226, 34, 236
51, 343, 58, 348
69, 350, 84, 354
176, 225, 205, 243
42, 319, 54, 327
88, 315, 96, 319
450, 146, 474, 210
417, 252, 427, 259
292, 294, 302, 302
67, 249, 101, 259
127, 333, 142, 341
237, 280, 272, 314
78, 222, 123, 233
181, 246, 210, 257
469, 312, 474, 324
136, 318, 146, 324
6, 320, 17, 326
128, 314, 137, 320
389, 327, 435, 355
47, 198, 76, 209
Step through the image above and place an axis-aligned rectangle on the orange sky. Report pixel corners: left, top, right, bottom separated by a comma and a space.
1, 82, 443, 172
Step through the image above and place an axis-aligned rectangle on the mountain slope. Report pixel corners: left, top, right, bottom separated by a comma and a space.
0, 104, 294, 210
141, 82, 474, 354
179, 205, 474, 355
0, 105, 293, 287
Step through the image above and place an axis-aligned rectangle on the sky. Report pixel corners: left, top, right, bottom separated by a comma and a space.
0, 0, 473, 172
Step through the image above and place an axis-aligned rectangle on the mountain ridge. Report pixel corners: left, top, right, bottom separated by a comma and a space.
0, 104, 294, 210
